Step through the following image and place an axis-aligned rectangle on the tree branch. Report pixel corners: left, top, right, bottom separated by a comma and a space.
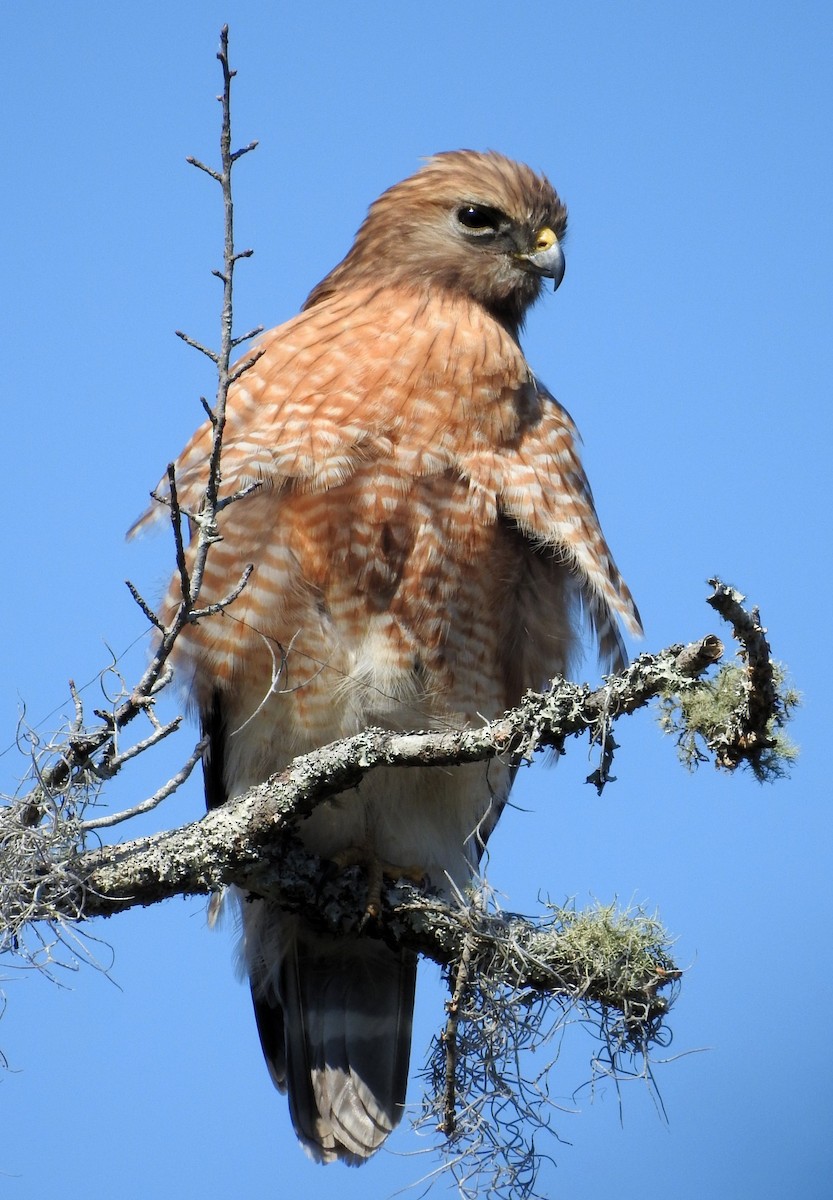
705, 579, 785, 771
11, 27, 260, 836
2, 584, 794, 1049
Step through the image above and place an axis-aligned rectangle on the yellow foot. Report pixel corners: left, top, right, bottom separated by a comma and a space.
332, 846, 427, 919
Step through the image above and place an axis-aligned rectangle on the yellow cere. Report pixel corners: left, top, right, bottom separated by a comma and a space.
534, 227, 557, 251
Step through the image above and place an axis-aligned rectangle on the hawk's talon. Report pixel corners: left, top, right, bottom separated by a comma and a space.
332, 845, 427, 919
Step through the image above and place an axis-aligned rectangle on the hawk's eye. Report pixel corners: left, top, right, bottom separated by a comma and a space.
456, 204, 502, 233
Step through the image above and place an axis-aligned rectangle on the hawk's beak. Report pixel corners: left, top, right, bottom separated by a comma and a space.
522, 227, 566, 290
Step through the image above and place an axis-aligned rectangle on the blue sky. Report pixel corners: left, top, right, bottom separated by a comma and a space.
2, 3, 831, 1197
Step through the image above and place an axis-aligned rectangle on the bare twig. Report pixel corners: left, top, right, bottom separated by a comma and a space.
168, 23, 258, 615
216, 479, 263, 511
97, 717, 183, 777
231, 323, 264, 347
125, 581, 164, 631
185, 155, 222, 183
190, 562, 253, 619
167, 464, 193, 611
12, 26, 259, 831
81, 736, 207, 831
441, 927, 477, 1138
174, 329, 219, 362
228, 346, 265, 383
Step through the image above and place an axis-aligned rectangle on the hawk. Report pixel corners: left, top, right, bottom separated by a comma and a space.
134, 150, 641, 1163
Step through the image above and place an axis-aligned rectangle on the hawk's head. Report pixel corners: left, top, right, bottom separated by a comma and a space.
304, 150, 567, 332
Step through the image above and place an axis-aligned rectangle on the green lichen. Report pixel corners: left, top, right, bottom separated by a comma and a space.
658, 662, 800, 780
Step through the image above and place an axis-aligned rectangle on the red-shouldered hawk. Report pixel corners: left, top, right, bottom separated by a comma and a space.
133, 150, 641, 1164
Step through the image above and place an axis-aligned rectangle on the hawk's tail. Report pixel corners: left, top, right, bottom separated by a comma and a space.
244, 904, 417, 1164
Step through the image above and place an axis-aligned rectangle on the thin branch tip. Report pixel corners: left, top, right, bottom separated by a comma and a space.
231, 142, 259, 162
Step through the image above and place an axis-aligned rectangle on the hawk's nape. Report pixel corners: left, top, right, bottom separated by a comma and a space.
132, 150, 641, 1163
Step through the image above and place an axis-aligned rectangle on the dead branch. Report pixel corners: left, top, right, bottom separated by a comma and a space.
14, 26, 259, 836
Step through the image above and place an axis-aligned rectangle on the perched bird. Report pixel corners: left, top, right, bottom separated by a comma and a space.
133, 150, 641, 1163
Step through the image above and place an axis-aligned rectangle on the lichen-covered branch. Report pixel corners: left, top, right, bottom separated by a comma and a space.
0, 584, 795, 1031
38, 633, 730, 920
703, 579, 798, 775
658, 580, 799, 779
